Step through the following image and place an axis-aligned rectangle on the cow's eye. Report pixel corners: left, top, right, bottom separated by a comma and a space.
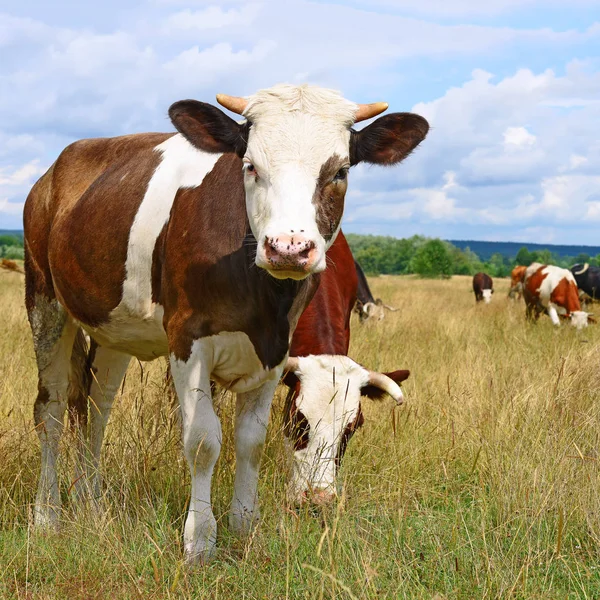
333, 168, 348, 182
244, 162, 259, 181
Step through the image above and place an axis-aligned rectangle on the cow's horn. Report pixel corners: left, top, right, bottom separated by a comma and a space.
383, 304, 398, 312
216, 94, 248, 115
355, 102, 389, 123
367, 371, 404, 404
574, 263, 589, 275
285, 356, 300, 373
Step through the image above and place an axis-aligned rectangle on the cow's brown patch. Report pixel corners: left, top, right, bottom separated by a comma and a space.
550, 278, 581, 314
162, 153, 318, 365
336, 406, 364, 468
44, 134, 171, 326
313, 154, 348, 242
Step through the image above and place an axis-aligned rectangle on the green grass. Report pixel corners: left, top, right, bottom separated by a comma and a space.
1, 268, 600, 598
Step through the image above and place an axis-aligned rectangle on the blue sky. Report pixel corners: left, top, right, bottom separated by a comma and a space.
1, 0, 599, 243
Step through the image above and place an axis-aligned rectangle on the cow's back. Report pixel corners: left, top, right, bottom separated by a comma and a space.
24, 133, 174, 319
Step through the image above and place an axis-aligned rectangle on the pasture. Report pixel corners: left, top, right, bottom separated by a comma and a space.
1, 269, 599, 599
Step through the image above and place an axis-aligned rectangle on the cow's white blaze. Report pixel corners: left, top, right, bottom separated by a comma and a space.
242, 85, 356, 277
482, 289, 493, 303
92, 134, 220, 358
286, 355, 371, 503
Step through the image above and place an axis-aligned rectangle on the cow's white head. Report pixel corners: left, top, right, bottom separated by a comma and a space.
570, 310, 590, 329
283, 355, 409, 506
169, 84, 429, 280
482, 289, 493, 304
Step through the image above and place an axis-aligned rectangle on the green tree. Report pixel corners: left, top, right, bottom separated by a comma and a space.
410, 239, 453, 278
515, 246, 534, 266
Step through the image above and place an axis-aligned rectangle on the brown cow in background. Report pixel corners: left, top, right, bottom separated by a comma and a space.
473, 272, 493, 303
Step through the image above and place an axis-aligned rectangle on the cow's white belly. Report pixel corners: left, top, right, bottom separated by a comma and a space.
84, 302, 168, 360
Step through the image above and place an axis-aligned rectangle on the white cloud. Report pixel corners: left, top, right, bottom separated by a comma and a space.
0, 160, 46, 186
162, 4, 262, 33
0, 198, 25, 216
503, 126, 536, 148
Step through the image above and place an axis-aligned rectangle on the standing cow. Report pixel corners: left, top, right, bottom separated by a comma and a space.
508, 265, 527, 300
524, 264, 591, 328
353, 260, 397, 322
283, 232, 409, 505
23, 84, 428, 563
473, 272, 494, 303
571, 263, 600, 301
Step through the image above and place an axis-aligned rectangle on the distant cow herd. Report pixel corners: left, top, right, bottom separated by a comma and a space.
475, 262, 596, 329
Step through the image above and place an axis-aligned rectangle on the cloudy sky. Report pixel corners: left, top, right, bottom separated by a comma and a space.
1, 0, 599, 243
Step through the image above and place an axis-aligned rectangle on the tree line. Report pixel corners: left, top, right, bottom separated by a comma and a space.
2, 231, 597, 279
345, 234, 600, 278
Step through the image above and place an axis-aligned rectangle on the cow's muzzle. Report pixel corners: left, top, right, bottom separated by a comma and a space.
263, 234, 318, 279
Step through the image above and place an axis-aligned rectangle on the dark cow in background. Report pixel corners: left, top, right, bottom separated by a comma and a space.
283, 232, 409, 505
571, 263, 600, 302
24, 83, 429, 563
354, 260, 397, 321
524, 264, 591, 329
473, 272, 494, 303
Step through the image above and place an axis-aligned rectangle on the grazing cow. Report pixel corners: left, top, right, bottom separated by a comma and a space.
472, 272, 493, 303
282, 232, 409, 505
524, 264, 591, 328
23, 84, 428, 563
508, 265, 527, 300
354, 260, 397, 321
571, 263, 600, 301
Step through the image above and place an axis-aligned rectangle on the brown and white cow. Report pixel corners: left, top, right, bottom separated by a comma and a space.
508, 265, 527, 300
472, 272, 493, 303
23, 84, 428, 563
282, 232, 408, 505
524, 264, 591, 329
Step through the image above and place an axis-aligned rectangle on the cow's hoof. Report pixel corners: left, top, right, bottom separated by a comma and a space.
229, 507, 260, 537
184, 540, 217, 565
34, 504, 60, 530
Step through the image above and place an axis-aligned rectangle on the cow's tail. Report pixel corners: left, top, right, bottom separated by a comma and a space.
67, 329, 97, 433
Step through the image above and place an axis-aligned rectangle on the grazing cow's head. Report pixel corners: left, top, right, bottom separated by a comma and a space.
482, 289, 493, 304
283, 355, 409, 506
169, 84, 428, 280
570, 310, 590, 329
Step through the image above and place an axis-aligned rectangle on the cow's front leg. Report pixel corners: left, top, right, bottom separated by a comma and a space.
230, 377, 279, 537
548, 304, 561, 326
169, 345, 220, 564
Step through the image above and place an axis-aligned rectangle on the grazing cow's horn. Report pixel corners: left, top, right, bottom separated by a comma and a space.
285, 356, 300, 373
574, 263, 590, 275
354, 102, 389, 123
383, 304, 398, 311
216, 94, 248, 115
367, 371, 404, 404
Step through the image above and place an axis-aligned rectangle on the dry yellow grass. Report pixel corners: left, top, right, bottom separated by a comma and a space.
1, 269, 599, 598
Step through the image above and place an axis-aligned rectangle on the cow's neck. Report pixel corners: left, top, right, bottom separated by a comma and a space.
160, 153, 319, 367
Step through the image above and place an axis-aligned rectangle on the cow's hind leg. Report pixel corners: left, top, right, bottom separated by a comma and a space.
230, 378, 278, 537
29, 295, 78, 527
86, 346, 131, 496
169, 345, 220, 563
69, 343, 131, 500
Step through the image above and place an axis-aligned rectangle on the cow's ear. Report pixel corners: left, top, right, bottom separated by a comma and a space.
361, 369, 410, 400
350, 113, 428, 166
169, 100, 249, 157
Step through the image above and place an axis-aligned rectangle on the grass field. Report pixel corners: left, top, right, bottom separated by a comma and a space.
1, 269, 600, 599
